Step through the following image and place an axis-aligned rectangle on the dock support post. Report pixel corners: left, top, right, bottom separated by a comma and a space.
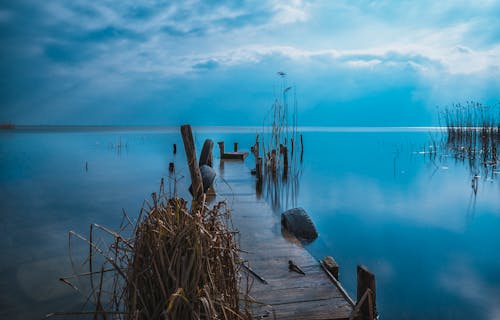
217, 141, 225, 159
281, 144, 289, 178
356, 265, 376, 320
181, 125, 203, 202
256, 157, 263, 181
323, 256, 339, 280
234, 142, 238, 152
173, 143, 177, 154
300, 134, 304, 163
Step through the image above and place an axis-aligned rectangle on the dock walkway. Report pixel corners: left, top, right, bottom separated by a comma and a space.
217, 161, 355, 320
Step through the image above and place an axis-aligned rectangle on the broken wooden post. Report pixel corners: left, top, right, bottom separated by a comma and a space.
181, 125, 203, 201
199, 139, 214, 167
234, 142, 238, 152
323, 256, 339, 280
356, 265, 376, 320
217, 141, 225, 159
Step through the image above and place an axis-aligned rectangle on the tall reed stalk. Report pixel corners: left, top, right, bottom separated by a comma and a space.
439, 101, 499, 180
255, 72, 302, 211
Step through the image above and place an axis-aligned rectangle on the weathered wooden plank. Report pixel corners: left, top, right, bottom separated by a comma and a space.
217, 160, 354, 319
250, 298, 352, 320
217, 141, 249, 160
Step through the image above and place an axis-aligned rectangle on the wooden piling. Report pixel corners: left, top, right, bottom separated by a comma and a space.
168, 162, 175, 173
173, 143, 177, 154
356, 265, 376, 320
217, 141, 225, 159
253, 135, 260, 159
282, 145, 288, 172
256, 157, 263, 181
180, 125, 203, 201
300, 134, 304, 163
234, 142, 238, 152
323, 256, 339, 280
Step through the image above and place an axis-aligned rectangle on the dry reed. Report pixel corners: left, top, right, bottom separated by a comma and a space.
56, 180, 249, 320
438, 102, 499, 179
255, 72, 302, 211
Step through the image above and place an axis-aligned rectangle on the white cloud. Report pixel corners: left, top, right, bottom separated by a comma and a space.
271, 0, 309, 24
22, 0, 500, 80
2, 0, 499, 124
346, 59, 381, 68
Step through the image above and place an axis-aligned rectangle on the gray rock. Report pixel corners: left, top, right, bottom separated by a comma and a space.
281, 207, 318, 241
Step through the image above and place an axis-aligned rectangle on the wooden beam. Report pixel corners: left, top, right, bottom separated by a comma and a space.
180, 125, 203, 201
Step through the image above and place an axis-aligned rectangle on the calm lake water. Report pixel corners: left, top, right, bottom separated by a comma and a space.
0, 127, 499, 319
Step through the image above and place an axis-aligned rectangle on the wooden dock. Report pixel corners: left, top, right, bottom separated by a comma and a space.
217, 141, 249, 160
217, 161, 357, 320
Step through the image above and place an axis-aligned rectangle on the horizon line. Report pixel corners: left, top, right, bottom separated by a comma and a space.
1, 124, 447, 133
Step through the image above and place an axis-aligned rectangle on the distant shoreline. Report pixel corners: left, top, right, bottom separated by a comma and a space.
0, 125, 446, 133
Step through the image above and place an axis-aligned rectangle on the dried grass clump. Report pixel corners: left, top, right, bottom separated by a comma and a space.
57, 184, 247, 320
126, 196, 243, 320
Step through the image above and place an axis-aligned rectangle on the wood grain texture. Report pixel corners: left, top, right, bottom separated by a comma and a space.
216, 161, 354, 319
180, 124, 203, 200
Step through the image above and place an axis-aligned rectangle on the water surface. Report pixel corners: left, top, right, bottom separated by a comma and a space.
0, 127, 498, 319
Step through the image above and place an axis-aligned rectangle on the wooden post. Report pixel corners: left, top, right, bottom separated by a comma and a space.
282, 145, 288, 171
173, 143, 177, 154
234, 142, 238, 152
217, 141, 225, 159
357, 265, 376, 319
254, 136, 260, 158
168, 162, 175, 173
322, 256, 339, 280
300, 134, 304, 163
256, 157, 263, 197
181, 125, 203, 201
256, 157, 263, 181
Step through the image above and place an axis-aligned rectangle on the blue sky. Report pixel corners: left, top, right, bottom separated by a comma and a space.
0, 0, 499, 125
